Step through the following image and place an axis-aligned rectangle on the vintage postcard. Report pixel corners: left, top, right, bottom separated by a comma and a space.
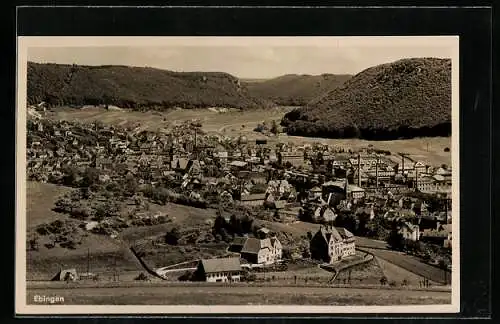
16, 36, 459, 314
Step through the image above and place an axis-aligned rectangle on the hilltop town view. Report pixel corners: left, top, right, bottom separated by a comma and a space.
24, 44, 454, 306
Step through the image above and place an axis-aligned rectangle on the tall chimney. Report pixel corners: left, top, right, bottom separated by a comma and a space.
375, 155, 379, 189
357, 153, 361, 187
401, 154, 405, 176
415, 167, 419, 191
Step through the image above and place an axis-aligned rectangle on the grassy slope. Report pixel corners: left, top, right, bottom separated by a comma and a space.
26, 182, 141, 280
244, 74, 351, 106
375, 257, 439, 286
26, 181, 74, 229
282, 58, 452, 139
25, 182, 219, 280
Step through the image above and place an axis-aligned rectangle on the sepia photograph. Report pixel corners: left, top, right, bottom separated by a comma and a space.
16, 36, 459, 314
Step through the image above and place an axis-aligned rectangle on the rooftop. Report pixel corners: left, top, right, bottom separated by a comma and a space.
200, 257, 242, 273
240, 193, 267, 201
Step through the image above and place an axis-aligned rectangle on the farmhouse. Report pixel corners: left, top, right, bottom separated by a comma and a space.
399, 222, 420, 241
195, 257, 242, 283
239, 237, 282, 265
309, 225, 356, 264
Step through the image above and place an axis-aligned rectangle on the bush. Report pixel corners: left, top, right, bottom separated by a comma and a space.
253, 124, 268, 133
178, 271, 193, 281
134, 272, 149, 281
60, 240, 77, 249
27, 235, 39, 251
241, 271, 256, 282
69, 206, 92, 220
165, 228, 180, 245
249, 183, 268, 194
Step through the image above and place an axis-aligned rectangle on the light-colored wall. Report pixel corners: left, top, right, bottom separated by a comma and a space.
328, 241, 343, 263
352, 191, 365, 199
342, 242, 356, 257
258, 248, 272, 264
241, 199, 265, 207
401, 227, 419, 241
205, 272, 241, 283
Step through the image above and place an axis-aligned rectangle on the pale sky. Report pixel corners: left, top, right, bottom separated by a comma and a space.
28, 45, 452, 79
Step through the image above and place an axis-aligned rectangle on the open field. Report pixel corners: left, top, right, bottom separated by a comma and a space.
25, 182, 142, 280
25, 181, 220, 280
119, 202, 216, 243
26, 284, 451, 305
26, 181, 75, 229
46, 107, 451, 166
256, 257, 386, 286
375, 257, 439, 286
361, 247, 450, 285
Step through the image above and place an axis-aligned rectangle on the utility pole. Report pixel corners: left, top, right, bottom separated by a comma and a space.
113, 254, 118, 282
87, 248, 90, 275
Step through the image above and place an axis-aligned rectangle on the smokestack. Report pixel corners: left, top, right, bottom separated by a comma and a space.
375, 155, 379, 189
401, 154, 405, 176
415, 167, 419, 191
357, 153, 361, 187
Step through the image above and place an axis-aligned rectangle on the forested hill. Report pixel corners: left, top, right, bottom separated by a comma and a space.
243, 74, 352, 106
281, 58, 452, 140
27, 62, 273, 110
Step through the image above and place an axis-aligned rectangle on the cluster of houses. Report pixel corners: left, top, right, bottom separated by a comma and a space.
28, 115, 453, 282
399, 221, 452, 248
196, 225, 356, 283
27, 118, 451, 197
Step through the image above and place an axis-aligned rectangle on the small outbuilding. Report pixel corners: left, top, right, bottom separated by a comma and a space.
51, 268, 78, 281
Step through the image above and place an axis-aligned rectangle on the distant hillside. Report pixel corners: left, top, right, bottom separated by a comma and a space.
27, 62, 273, 110
244, 74, 352, 106
281, 58, 452, 140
